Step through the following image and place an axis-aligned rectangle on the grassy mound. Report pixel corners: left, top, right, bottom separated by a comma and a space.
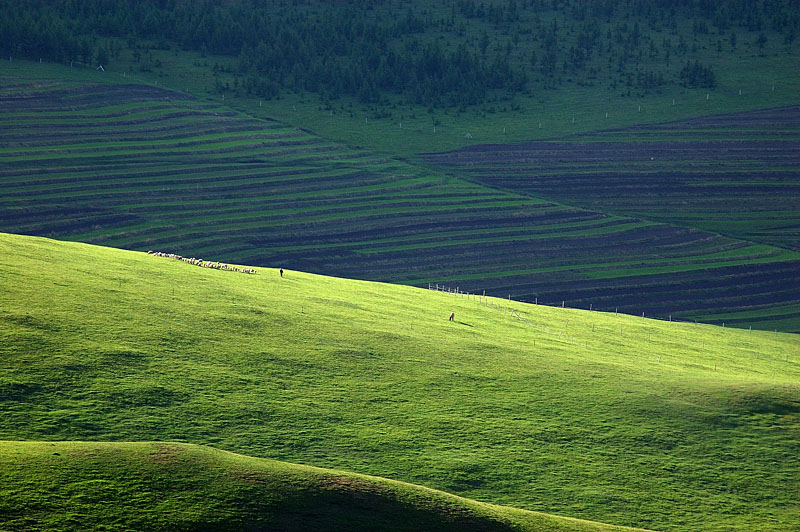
1, 232, 798, 531
0, 441, 647, 532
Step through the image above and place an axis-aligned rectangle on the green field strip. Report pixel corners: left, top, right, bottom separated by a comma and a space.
0, 129, 322, 156
263, 151, 385, 166
724, 316, 800, 332
0, 99, 230, 118
0, 169, 342, 199
589, 129, 800, 138
0, 121, 287, 146
106, 177, 436, 210
732, 314, 800, 329
448, 162, 797, 178
636, 210, 800, 221
0, 100, 196, 118
681, 303, 800, 322
0, 122, 281, 146
0, 157, 382, 194
584, 250, 800, 280
0, 138, 344, 164
675, 313, 800, 332
0, 159, 352, 196
3, 111, 269, 131
386, 183, 555, 202
580, 126, 800, 135
630, 217, 799, 232
0, 162, 341, 188
103, 178, 441, 214
0, 107, 238, 127
0, 168, 411, 204
541, 134, 800, 143
10, 112, 290, 133
483, 164, 800, 177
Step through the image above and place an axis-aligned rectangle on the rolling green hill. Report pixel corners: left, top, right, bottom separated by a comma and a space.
1, 232, 798, 531
2, 78, 799, 331
0, 441, 647, 532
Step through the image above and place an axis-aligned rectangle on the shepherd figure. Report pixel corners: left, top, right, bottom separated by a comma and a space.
449, 312, 455, 321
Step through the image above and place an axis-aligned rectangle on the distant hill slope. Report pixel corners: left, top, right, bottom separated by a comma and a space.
1, 232, 798, 531
0, 441, 649, 532
2, 79, 799, 331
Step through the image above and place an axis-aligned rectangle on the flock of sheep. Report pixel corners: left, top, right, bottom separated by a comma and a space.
147, 251, 257, 274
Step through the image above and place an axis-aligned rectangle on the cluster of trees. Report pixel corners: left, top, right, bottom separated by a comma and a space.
1, 0, 797, 106
679, 60, 717, 88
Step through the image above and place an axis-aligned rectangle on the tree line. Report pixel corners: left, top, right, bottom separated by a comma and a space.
1, 0, 796, 106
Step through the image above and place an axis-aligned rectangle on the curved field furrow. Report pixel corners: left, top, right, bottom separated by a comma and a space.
2, 80, 798, 331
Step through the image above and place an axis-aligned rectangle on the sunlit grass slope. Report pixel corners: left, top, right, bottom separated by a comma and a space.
0, 441, 647, 532
1, 232, 799, 531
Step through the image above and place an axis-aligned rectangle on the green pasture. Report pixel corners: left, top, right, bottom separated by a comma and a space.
1, 233, 798, 531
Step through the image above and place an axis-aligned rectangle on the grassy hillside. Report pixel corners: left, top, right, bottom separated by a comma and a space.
2, 77, 799, 331
0, 441, 647, 532
1, 232, 798, 531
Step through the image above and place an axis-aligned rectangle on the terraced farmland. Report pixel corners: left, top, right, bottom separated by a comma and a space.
421, 107, 800, 251
2, 79, 799, 331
